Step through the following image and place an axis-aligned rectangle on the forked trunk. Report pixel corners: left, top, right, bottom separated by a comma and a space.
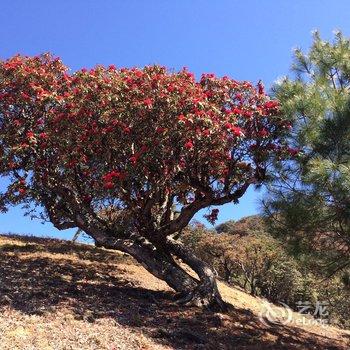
166, 237, 226, 311
99, 233, 226, 311
102, 234, 197, 295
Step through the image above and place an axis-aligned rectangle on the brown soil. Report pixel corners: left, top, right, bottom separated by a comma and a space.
0, 234, 349, 350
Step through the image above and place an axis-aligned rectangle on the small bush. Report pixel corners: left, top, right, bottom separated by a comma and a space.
182, 224, 308, 305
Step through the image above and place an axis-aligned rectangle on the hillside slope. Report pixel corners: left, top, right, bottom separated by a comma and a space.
0, 234, 349, 350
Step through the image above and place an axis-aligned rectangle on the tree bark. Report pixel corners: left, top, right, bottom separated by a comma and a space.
95, 233, 226, 311
100, 234, 197, 296
166, 237, 226, 311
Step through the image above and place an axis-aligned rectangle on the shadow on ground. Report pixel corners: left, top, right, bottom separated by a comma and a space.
0, 234, 347, 350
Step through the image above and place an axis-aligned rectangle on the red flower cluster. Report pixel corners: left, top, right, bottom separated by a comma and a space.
18, 188, 26, 195
26, 131, 35, 139
178, 114, 186, 122
102, 170, 125, 189
204, 208, 220, 225
264, 100, 279, 110
287, 147, 299, 156
0, 53, 292, 229
258, 129, 269, 137
224, 123, 244, 137
129, 156, 138, 164
184, 140, 194, 149
143, 98, 153, 107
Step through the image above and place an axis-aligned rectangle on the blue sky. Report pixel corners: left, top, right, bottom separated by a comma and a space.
1, 0, 350, 239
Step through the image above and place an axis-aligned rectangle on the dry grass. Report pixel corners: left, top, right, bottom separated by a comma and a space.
0, 234, 349, 350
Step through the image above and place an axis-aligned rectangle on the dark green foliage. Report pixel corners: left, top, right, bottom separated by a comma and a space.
317, 273, 350, 328
264, 31, 350, 273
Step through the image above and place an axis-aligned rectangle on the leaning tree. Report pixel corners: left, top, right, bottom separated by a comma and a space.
0, 54, 292, 309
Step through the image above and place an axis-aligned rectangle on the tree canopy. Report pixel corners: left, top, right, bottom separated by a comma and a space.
0, 53, 291, 308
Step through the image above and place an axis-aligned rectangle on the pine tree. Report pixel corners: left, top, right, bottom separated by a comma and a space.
265, 31, 350, 274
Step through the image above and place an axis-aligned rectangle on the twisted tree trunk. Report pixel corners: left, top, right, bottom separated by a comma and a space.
96, 233, 226, 311
165, 237, 226, 310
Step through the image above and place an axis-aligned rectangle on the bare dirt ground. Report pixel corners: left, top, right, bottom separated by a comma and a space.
0, 234, 349, 350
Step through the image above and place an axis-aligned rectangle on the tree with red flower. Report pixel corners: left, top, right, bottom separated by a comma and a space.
0, 54, 292, 310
